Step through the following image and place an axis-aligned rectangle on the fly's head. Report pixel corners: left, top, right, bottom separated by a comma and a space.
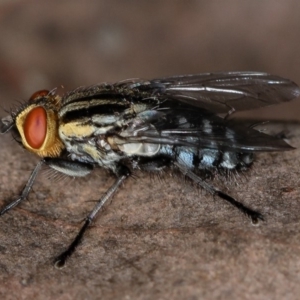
1, 89, 65, 157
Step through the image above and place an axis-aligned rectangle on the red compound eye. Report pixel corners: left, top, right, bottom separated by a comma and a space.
29, 90, 49, 103
23, 107, 47, 149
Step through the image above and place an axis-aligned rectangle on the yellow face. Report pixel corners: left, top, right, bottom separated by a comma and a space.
15, 90, 65, 157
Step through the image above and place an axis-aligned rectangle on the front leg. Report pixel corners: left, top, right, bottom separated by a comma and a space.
54, 164, 131, 268
0, 158, 94, 215
0, 160, 44, 215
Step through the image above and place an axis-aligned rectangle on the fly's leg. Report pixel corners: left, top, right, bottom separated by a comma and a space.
174, 162, 263, 223
54, 165, 130, 269
0, 158, 95, 216
0, 160, 44, 215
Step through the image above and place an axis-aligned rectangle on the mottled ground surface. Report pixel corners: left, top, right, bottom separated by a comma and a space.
0, 2, 300, 300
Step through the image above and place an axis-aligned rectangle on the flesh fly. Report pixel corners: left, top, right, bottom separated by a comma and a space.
1, 72, 299, 268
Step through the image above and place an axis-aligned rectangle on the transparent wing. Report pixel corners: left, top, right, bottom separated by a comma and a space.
112, 72, 300, 152
118, 104, 293, 152
121, 72, 300, 114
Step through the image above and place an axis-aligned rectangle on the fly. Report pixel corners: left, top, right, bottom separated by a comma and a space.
0, 72, 299, 268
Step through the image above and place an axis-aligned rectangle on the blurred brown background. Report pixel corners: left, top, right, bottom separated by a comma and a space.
1, 1, 300, 119
1, 1, 300, 300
